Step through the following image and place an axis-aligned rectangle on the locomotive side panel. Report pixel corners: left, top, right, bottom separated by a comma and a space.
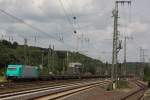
22, 66, 39, 79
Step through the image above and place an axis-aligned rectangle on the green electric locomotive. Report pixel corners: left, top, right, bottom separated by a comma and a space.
6, 64, 40, 80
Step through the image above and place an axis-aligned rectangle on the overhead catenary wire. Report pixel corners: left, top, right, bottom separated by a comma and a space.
0, 1, 126, 62
32, 0, 85, 50
57, 0, 113, 57
0, 9, 74, 50
58, 0, 91, 52
0, 8, 94, 57
0, 9, 58, 41
122, 5, 142, 62
32, 1, 65, 43
57, 1, 86, 38
63, 0, 83, 35
57, 0, 76, 34
62, 1, 114, 58
57, 0, 81, 41
0, 1, 71, 49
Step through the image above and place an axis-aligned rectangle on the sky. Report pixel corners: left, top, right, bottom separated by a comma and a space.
0, 0, 149, 63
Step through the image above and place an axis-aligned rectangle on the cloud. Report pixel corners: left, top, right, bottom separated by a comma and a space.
129, 22, 149, 33
0, 0, 149, 62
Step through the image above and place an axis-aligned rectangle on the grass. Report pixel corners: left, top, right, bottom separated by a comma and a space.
116, 80, 130, 89
0, 68, 7, 82
0, 75, 6, 82
106, 80, 130, 91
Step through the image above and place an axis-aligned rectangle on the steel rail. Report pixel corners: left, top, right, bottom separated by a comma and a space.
0, 80, 111, 100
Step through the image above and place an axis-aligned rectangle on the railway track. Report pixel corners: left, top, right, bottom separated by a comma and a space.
0, 79, 111, 100
120, 80, 147, 100
34, 79, 110, 100
0, 79, 90, 94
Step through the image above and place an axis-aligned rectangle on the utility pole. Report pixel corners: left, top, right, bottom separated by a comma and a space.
52, 45, 55, 73
34, 33, 37, 47
111, 0, 131, 88
123, 36, 132, 76
48, 44, 51, 73
139, 47, 147, 79
24, 38, 28, 65
123, 37, 127, 76
41, 50, 44, 66
140, 47, 147, 63
66, 51, 69, 68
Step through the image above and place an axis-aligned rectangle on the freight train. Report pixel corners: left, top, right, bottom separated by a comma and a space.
6, 64, 107, 80
5, 64, 133, 81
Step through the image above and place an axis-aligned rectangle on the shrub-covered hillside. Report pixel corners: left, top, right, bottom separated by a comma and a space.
0, 40, 108, 75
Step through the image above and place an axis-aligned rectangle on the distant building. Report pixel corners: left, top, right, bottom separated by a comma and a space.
67, 62, 82, 75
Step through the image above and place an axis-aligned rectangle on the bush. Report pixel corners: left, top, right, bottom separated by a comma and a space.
148, 81, 150, 88
117, 80, 129, 89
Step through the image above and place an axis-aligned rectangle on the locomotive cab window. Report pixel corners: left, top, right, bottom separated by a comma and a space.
8, 67, 16, 70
